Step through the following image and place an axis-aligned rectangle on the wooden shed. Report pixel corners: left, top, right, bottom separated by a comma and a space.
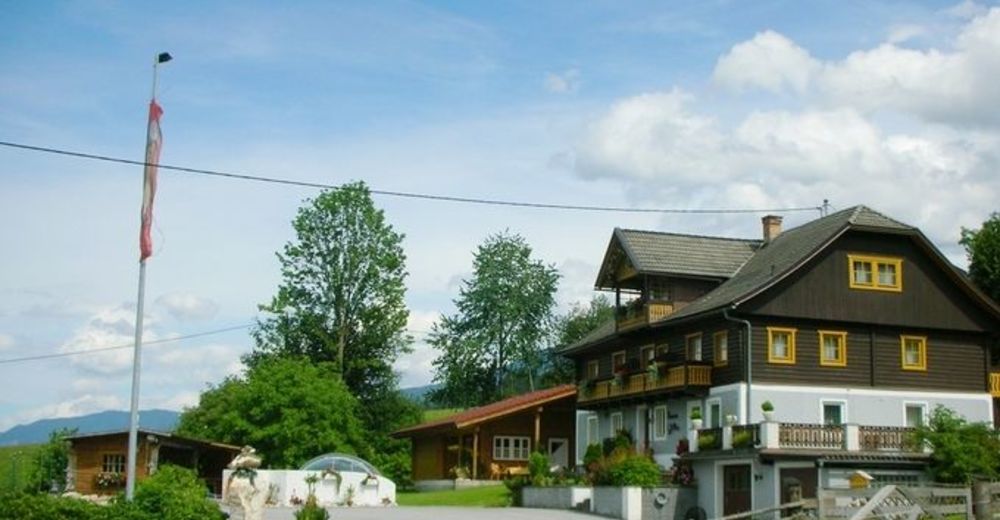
66, 429, 240, 496
393, 385, 577, 484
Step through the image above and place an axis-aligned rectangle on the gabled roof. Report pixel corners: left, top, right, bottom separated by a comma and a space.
595, 229, 760, 289
67, 428, 241, 452
564, 205, 999, 355
392, 384, 577, 438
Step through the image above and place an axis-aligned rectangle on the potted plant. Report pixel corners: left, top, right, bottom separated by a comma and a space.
724, 413, 737, 426
578, 378, 596, 397
612, 367, 626, 387
646, 360, 660, 382
690, 408, 703, 430
761, 400, 775, 422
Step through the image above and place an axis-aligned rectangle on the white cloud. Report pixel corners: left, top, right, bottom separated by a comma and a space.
944, 0, 988, 19
155, 292, 220, 321
151, 391, 201, 412
0, 333, 12, 351
394, 310, 441, 388
58, 304, 159, 375
713, 8, 1000, 127
887, 24, 927, 44
544, 69, 581, 93
713, 30, 819, 94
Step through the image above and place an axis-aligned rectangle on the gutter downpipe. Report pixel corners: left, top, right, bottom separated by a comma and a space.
723, 306, 752, 424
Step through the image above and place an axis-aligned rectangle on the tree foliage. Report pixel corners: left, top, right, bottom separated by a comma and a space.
961, 212, 1000, 304
430, 232, 560, 406
27, 428, 76, 493
177, 357, 367, 469
913, 405, 1000, 484
246, 181, 410, 404
542, 295, 615, 385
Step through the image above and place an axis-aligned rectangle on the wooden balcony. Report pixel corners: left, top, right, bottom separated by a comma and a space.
616, 301, 674, 332
990, 372, 1000, 397
577, 362, 711, 404
693, 422, 919, 453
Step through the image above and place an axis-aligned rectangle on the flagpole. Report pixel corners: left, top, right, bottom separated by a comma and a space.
126, 51, 170, 501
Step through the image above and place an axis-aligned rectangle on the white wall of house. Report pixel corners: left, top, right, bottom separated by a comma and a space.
747, 384, 992, 426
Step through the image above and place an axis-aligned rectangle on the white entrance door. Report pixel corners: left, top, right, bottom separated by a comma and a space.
548, 438, 569, 468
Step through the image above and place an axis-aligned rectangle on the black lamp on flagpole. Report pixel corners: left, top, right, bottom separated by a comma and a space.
125, 51, 171, 501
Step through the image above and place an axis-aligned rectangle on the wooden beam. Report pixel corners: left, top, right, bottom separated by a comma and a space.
534, 407, 543, 450
457, 434, 463, 468
472, 428, 479, 480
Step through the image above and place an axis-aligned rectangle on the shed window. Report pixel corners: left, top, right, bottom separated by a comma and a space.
102, 454, 126, 474
848, 254, 903, 292
767, 327, 797, 364
493, 436, 530, 461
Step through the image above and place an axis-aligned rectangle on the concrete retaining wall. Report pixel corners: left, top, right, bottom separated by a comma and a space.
522, 486, 592, 510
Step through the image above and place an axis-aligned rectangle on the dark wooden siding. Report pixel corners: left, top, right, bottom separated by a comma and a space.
748, 317, 988, 392
872, 330, 988, 392
743, 231, 996, 332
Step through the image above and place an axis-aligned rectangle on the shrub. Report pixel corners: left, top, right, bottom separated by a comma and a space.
583, 443, 602, 469
0, 492, 106, 520
27, 428, 76, 493
697, 432, 717, 451
602, 429, 633, 456
126, 464, 224, 520
528, 452, 550, 486
914, 405, 1000, 484
761, 400, 774, 412
294, 497, 329, 520
503, 476, 528, 506
690, 408, 702, 420
605, 454, 662, 487
732, 430, 752, 448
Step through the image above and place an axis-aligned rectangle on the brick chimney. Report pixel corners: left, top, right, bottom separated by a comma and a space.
762, 215, 783, 243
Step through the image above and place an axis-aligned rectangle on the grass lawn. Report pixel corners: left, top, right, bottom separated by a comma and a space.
397, 485, 510, 507
0, 444, 42, 492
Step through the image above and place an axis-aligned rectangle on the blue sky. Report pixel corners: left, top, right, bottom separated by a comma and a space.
1, 1, 999, 431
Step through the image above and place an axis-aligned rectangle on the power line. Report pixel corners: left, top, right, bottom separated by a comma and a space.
0, 324, 251, 365
0, 140, 823, 215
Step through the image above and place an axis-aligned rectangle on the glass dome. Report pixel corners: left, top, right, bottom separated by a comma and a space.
299, 453, 382, 476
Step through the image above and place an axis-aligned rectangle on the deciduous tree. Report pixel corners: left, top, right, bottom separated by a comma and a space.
961, 212, 1000, 304
542, 295, 615, 385
430, 232, 559, 406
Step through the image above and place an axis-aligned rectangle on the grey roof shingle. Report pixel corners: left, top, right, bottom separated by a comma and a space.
565, 206, 917, 354
614, 229, 760, 280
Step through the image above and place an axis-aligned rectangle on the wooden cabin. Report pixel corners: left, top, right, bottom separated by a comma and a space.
66, 429, 240, 495
393, 385, 577, 488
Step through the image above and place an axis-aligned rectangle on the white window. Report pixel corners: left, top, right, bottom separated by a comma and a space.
610, 412, 624, 435
587, 415, 599, 446
493, 436, 530, 461
686, 333, 703, 361
822, 401, 846, 425
904, 403, 927, 427
102, 454, 126, 474
653, 406, 667, 440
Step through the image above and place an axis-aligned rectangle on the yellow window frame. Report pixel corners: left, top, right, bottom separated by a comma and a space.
586, 360, 599, 379
767, 327, 797, 364
848, 254, 903, 292
900, 335, 927, 371
713, 331, 729, 367
818, 330, 848, 367
612, 350, 627, 371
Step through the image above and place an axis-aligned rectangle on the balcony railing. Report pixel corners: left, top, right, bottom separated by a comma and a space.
616, 300, 674, 332
691, 422, 919, 454
990, 372, 1000, 397
577, 362, 712, 403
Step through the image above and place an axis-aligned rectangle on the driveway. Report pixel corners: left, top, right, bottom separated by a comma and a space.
252, 506, 598, 519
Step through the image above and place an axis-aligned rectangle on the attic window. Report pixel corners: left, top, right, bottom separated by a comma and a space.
848, 254, 902, 292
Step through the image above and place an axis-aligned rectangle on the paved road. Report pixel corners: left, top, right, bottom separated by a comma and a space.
246, 506, 598, 519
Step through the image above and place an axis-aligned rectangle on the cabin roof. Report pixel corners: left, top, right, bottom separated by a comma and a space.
391, 384, 577, 438
67, 428, 241, 452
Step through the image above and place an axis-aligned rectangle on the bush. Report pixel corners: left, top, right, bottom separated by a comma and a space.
503, 475, 528, 506
0, 492, 106, 520
732, 430, 752, 448
528, 452, 550, 486
294, 498, 329, 520
126, 465, 224, 520
583, 443, 602, 468
914, 405, 1000, 484
605, 454, 662, 487
697, 432, 717, 450
27, 428, 76, 493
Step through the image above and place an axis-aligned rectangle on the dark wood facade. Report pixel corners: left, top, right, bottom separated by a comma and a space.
569, 222, 1000, 408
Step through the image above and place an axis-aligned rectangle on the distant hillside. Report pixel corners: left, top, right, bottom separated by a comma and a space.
400, 383, 440, 404
0, 409, 180, 446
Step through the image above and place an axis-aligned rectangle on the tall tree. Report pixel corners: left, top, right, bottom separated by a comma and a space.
430, 232, 559, 406
245, 181, 410, 404
177, 358, 367, 469
542, 295, 616, 385
960, 212, 1000, 304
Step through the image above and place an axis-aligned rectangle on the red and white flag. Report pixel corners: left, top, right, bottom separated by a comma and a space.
139, 100, 163, 261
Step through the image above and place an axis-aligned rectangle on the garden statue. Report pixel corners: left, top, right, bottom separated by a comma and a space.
226, 446, 266, 520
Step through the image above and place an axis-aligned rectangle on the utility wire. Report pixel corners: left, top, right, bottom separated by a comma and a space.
0, 140, 822, 215
0, 324, 251, 365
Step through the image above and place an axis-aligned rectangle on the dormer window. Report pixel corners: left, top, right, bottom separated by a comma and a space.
848, 254, 902, 292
